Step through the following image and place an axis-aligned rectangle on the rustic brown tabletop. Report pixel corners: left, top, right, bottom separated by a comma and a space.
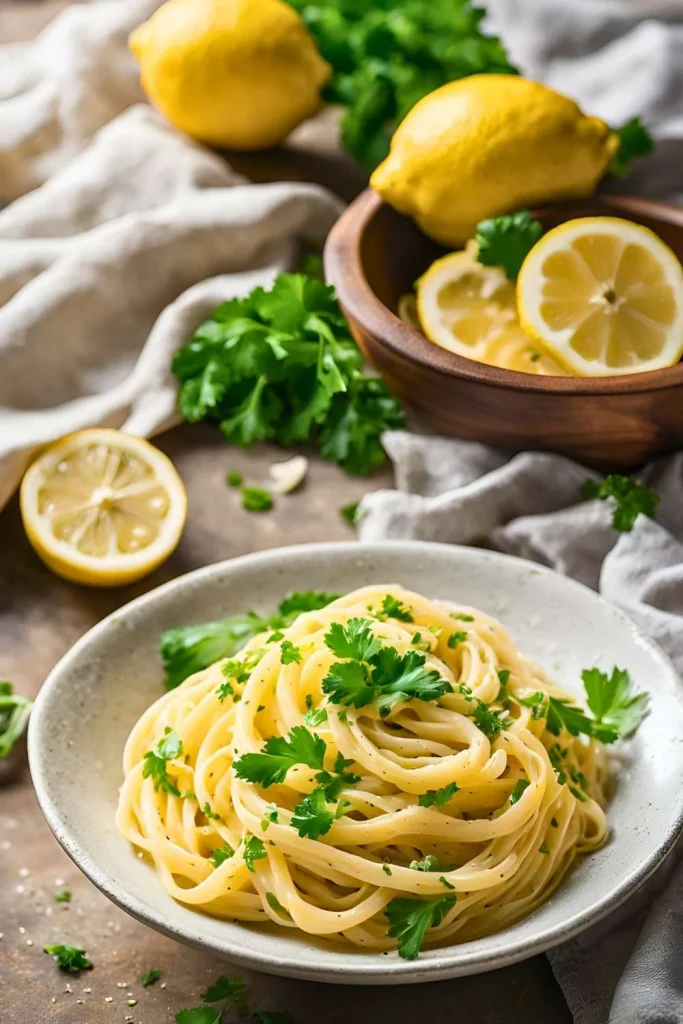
0, 4, 572, 1022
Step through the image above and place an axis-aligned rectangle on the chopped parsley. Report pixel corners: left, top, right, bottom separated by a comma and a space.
418, 782, 459, 808
266, 892, 287, 914
261, 804, 279, 830
382, 861, 392, 876
340, 502, 359, 525
243, 835, 267, 872
203, 802, 221, 821
582, 474, 660, 532
409, 855, 443, 872
242, 486, 273, 513
43, 944, 93, 973
54, 888, 71, 903
470, 700, 507, 739
385, 894, 457, 960
375, 595, 414, 622
302, 701, 328, 728
440, 876, 455, 890
291, 787, 335, 840
451, 613, 474, 622
226, 471, 243, 487
509, 779, 530, 805
140, 968, 162, 987
142, 728, 183, 796
280, 641, 302, 665
210, 843, 235, 868
447, 631, 467, 649
539, 842, 550, 855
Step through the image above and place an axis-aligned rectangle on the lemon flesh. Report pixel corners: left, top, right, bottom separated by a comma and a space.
416, 246, 568, 376
371, 75, 617, 247
130, 0, 331, 150
517, 217, 683, 376
20, 429, 187, 587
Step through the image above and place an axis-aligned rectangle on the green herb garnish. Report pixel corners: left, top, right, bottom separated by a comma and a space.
475, 210, 544, 280
54, 888, 71, 903
581, 666, 649, 742
140, 968, 162, 987
210, 843, 235, 868
509, 779, 530, 805
385, 894, 457, 960
142, 729, 183, 796
340, 502, 359, 525
447, 631, 467, 649
582, 474, 660, 532
608, 117, 654, 178
242, 486, 273, 513
243, 835, 267, 872
280, 640, 302, 665
43, 945, 93, 973
0, 682, 33, 759
418, 782, 459, 807
226, 471, 243, 487
233, 725, 327, 788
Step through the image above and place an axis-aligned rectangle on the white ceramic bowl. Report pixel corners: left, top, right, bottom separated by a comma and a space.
29, 542, 683, 985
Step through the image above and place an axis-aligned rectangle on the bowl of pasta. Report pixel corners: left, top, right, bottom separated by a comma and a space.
29, 541, 683, 983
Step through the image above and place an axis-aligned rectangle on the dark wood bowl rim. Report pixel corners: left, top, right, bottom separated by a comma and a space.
325, 188, 683, 396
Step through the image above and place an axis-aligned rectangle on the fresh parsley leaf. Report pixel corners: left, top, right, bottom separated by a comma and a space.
324, 618, 380, 662
582, 474, 660, 532
291, 787, 335, 840
497, 669, 511, 692
226, 471, 243, 487
539, 842, 551, 854
385, 894, 457, 960
376, 595, 414, 622
0, 681, 33, 759
475, 211, 544, 280
418, 782, 459, 808
509, 779, 530, 805
302, 704, 328, 728
43, 945, 93, 973
210, 843, 235, 868
581, 666, 649, 742
447, 631, 467, 649
608, 117, 654, 178
142, 729, 183, 796
545, 697, 595, 739
54, 888, 71, 903
233, 725, 327, 787
340, 502, 359, 525
280, 640, 302, 666
140, 968, 162, 987
172, 272, 403, 475
202, 975, 248, 1010
322, 659, 376, 709
274, 591, 340, 625
176, 1008, 221, 1024
261, 803, 279, 830
242, 486, 273, 512
243, 835, 267, 872
160, 612, 267, 689
470, 700, 507, 739
370, 647, 450, 717
286, 0, 515, 169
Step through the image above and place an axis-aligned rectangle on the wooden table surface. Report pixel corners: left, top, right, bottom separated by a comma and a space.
0, 4, 571, 1022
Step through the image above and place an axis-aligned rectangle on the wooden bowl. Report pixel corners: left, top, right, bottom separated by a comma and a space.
324, 189, 683, 470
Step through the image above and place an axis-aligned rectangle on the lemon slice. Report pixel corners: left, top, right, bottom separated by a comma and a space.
416, 245, 568, 376
20, 429, 187, 587
517, 217, 683, 376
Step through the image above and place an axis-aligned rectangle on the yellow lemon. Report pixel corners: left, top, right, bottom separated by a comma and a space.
20, 429, 187, 587
517, 217, 683, 376
129, 0, 331, 150
371, 75, 618, 247
416, 245, 568, 376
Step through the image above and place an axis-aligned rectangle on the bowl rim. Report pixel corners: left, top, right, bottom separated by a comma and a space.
324, 189, 683, 396
27, 541, 683, 984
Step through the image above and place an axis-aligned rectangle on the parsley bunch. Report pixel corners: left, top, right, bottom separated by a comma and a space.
160, 590, 339, 688
172, 273, 403, 476
286, 0, 515, 169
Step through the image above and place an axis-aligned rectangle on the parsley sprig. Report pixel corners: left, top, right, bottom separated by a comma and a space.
608, 117, 655, 178
514, 666, 648, 745
160, 590, 339, 688
44, 944, 93, 973
0, 681, 33, 759
172, 273, 403, 476
582, 474, 660, 532
475, 210, 544, 281
385, 894, 457, 960
142, 729, 183, 796
233, 726, 327, 788
286, 0, 515, 169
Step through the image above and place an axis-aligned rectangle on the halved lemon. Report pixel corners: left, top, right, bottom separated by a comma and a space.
416, 245, 568, 376
20, 429, 187, 587
517, 217, 683, 376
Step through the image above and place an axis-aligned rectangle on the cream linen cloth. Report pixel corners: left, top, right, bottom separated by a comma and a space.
0, 0, 343, 510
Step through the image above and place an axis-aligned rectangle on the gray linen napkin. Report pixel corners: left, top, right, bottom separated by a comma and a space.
358, 433, 683, 1024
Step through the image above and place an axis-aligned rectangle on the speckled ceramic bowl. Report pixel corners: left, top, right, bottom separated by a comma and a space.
29, 542, 683, 985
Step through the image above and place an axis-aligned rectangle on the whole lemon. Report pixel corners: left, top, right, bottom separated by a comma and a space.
371, 75, 619, 247
130, 0, 331, 150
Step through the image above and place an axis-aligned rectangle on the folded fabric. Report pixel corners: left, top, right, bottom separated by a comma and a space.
359, 432, 683, 1024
